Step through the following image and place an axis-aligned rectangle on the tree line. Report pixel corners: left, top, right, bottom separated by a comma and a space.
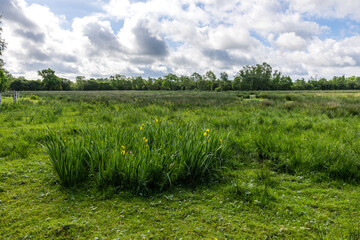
3, 63, 360, 92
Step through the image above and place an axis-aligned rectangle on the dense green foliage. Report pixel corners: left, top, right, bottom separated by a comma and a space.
6, 64, 360, 92
0, 68, 8, 92
44, 121, 228, 192
1, 91, 360, 238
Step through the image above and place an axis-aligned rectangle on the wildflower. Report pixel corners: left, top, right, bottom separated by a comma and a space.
140, 127, 143, 130
206, 128, 210, 132
121, 145, 126, 149
155, 118, 159, 123
145, 139, 148, 143
121, 150, 125, 155
220, 139, 223, 143
141, 123, 145, 127
204, 132, 208, 136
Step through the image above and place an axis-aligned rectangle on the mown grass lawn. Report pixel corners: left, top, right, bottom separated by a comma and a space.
1, 91, 360, 239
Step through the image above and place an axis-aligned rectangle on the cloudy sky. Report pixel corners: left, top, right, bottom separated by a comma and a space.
1, 0, 360, 80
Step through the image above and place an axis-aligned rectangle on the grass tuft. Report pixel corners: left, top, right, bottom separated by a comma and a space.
43, 120, 230, 193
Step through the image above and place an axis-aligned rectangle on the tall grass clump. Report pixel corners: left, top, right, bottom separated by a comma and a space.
42, 131, 89, 187
43, 120, 230, 192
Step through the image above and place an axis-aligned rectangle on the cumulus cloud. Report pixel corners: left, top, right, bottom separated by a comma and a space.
287, 0, 360, 21
276, 32, 307, 50
1, 0, 360, 80
132, 20, 169, 57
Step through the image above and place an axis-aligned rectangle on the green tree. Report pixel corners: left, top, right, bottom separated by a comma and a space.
235, 62, 272, 90
179, 75, 194, 90
0, 15, 6, 69
204, 70, 218, 91
60, 78, 72, 91
219, 72, 231, 91
38, 68, 62, 90
0, 69, 8, 91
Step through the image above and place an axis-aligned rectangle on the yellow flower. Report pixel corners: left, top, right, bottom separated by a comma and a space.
220, 139, 223, 143
121, 145, 126, 149
204, 132, 208, 136
145, 139, 148, 143
143, 137, 146, 140
155, 118, 159, 123
140, 127, 143, 130
206, 128, 210, 132
121, 150, 125, 155
141, 123, 145, 127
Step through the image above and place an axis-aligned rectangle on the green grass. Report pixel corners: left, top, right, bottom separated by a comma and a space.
1, 91, 360, 239
43, 121, 229, 192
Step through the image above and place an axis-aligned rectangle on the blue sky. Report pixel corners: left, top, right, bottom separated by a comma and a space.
1, 0, 360, 80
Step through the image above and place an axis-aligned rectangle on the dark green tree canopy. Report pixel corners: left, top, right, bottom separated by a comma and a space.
235, 62, 273, 90
38, 68, 62, 90
0, 69, 8, 92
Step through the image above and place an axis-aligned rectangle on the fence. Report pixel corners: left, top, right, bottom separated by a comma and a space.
0, 91, 20, 105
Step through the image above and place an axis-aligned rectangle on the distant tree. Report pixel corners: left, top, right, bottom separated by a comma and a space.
204, 70, 218, 90
75, 76, 87, 90
60, 78, 72, 91
278, 76, 293, 90
179, 75, 194, 90
38, 68, 61, 90
219, 72, 231, 91
83, 80, 100, 90
27, 80, 43, 91
162, 73, 180, 90
235, 62, 272, 90
191, 72, 208, 90
232, 74, 242, 90
346, 76, 360, 89
330, 76, 346, 90
132, 76, 146, 90
109, 74, 127, 90
191, 72, 202, 82
9, 78, 26, 91
0, 69, 8, 91
0, 15, 6, 69
161, 77, 171, 90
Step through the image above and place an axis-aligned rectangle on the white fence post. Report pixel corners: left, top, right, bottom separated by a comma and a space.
13, 91, 17, 103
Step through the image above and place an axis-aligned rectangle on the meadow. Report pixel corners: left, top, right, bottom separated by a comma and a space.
0, 90, 360, 239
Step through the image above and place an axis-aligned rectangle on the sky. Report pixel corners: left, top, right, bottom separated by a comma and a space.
1, 0, 360, 80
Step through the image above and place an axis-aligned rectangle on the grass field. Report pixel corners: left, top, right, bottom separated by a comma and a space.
1, 90, 360, 239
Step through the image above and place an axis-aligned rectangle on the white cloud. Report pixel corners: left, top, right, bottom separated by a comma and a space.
276, 32, 307, 50
288, 0, 360, 21
1, 0, 360, 80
